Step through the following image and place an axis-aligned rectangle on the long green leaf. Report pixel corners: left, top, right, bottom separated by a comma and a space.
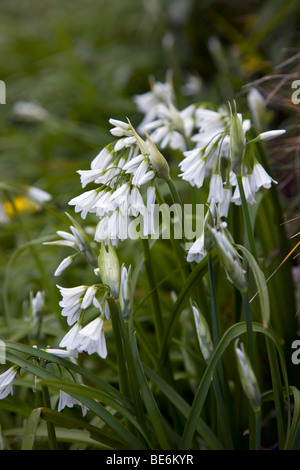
159, 251, 217, 364
5, 350, 147, 450
21, 407, 42, 450
40, 379, 150, 446
179, 321, 290, 449
143, 364, 224, 450
40, 407, 127, 449
131, 333, 172, 450
4, 341, 132, 410
237, 244, 270, 327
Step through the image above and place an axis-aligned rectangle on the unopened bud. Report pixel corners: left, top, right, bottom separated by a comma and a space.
234, 340, 261, 413
229, 102, 246, 175
98, 240, 120, 298
192, 304, 214, 363
127, 118, 149, 155
210, 227, 248, 294
247, 88, 267, 132
258, 130, 286, 141
144, 130, 170, 180
119, 263, 131, 317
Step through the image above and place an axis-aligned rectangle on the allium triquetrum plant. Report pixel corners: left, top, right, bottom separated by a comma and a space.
1, 76, 299, 451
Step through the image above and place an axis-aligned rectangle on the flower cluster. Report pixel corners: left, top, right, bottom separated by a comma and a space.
134, 78, 286, 266
68, 119, 169, 246
52, 241, 131, 362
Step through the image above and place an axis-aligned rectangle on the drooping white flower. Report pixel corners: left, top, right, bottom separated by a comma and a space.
81, 285, 98, 310
90, 144, 115, 171
218, 187, 232, 218
54, 256, 74, 277
57, 284, 99, 326
109, 118, 137, 151
58, 390, 88, 416
78, 317, 107, 358
0, 366, 19, 400
44, 348, 78, 358
186, 199, 218, 263
12, 101, 49, 123
186, 232, 206, 263
77, 169, 108, 188
258, 129, 286, 141
119, 264, 131, 316
231, 175, 256, 206
129, 186, 145, 217
179, 148, 207, 188
27, 186, 52, 206
250, 162, 277, 193
143, 102, 196, 152
133, 77, 175, 131
59, 322, 83, 353
31, 291, 44, 319
110, 183, 131, 212
208, 173, 224, 204
143, 185, 157, 237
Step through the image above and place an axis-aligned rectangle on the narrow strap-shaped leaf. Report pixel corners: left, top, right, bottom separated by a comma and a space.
143, 364, 224, 450
40, 379, 150, 446
159, 251, 217, 365
179, 321, 290, 450
284, 387, 300, 450
237, 244, 270, 327
4, 341, 132, 410
40, 407, 128, 449
131, 333, 172, 450
21, 407, 42, 450
5, 351, 147, 450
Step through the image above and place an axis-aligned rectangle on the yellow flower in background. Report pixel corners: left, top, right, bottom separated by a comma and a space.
1, 186, 52, 221
3, 195, 37, 219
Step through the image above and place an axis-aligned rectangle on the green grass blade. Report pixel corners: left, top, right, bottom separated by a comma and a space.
131, 333, 172, 450
5, 350, 147, 450
179, 321, 291, 449
159, 251, 217, 365
237, 244, 270, 327
143, 364, 224, 450
21, 407, 42, 450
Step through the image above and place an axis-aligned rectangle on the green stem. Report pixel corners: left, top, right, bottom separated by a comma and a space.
107, 296, 130, 396
208, 253, 233, 448
243, 294, 256, 369
236, 175, 257, 368
41, 384, 57, 450
208, 253, 220, 347
166, 177, 184, 211
265, 338, 286, 448
140, 237, 164, 349
212, 372, 233, 449
236, 175, 258, 261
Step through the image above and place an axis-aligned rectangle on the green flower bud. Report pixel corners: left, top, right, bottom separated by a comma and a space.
192, 303, 214, 364
210, 227, 248, 294
247, 88, 267, 133
234, 340, 261, 413
98, 240, 120, 298
229, 101, 246, 175
126, 118, 149, 155
144, 130, 170, 181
